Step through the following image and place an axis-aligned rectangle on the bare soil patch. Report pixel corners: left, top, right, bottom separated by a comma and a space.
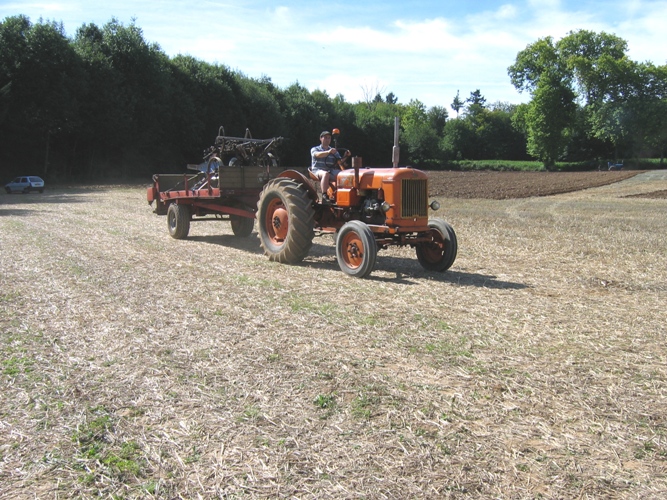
427, 169, 641, 198
625, 189, 667, 199
1, 171, 666, 498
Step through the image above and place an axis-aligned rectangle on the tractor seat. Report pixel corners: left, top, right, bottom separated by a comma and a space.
308, 169, 337, 187
308, 169, 337, 199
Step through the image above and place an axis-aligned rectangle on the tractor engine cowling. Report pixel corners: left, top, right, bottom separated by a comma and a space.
336, 167, 429, 230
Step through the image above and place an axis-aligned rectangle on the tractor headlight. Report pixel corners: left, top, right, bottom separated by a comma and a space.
430, 200, 441, 211
380, 201, 391, 213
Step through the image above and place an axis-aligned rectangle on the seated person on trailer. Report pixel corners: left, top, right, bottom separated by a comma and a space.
310, 130, 350, 203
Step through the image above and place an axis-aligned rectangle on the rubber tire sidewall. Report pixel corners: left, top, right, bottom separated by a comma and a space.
335, 220, 378, 278
416, 218, 458, 272
167, 203, 191, 239
230, 214, 254, 237
257, 178, 314, 264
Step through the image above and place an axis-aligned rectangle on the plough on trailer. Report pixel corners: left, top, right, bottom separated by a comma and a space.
148, 121, 458, 278
146, 127, 296, 239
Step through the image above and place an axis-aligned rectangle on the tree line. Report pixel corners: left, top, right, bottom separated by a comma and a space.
1, 15, 665, 182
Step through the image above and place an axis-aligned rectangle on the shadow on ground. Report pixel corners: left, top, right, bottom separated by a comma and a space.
1, 192, 90, 206
190, 234, 528, 289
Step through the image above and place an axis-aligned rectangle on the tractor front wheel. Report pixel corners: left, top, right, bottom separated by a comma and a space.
415, 219, 457, 272
336, 221, 377, 278
167, 203, 191, 239
257, 178, 314, 263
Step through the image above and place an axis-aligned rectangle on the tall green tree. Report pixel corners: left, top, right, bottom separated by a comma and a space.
514, 74, 576, 167
466, 89, 487, 109
509, 36, 577, 168
451, 90, 464, 117
570, 52, 667, 161
278, 83, 328, 165
509, 29, 667, 166
400, 99, 441, 167
480, 104, 528, 160
353, 99, 398, 165
72, 19, 175, 176
555, 30, 631, 161
0, 16, 84, 176
440, 118, 475, 161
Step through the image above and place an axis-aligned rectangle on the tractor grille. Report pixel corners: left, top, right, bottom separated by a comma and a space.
400, 178, 428, 218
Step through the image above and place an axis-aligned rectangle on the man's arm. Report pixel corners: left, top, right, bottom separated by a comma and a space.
313, 148, 337, 159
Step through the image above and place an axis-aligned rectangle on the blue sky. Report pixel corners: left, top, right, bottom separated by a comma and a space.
2, 1, 667, 108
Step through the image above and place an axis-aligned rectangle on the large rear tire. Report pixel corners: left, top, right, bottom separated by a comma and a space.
257, 178, 314, 263
336, 221, 377, 278
416, 219, 457, 272
167, 203, 191, 239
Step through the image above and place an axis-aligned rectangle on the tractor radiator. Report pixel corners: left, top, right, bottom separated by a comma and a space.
400, 178, 428, 218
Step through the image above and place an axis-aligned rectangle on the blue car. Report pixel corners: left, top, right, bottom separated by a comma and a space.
5, 176, 45, 194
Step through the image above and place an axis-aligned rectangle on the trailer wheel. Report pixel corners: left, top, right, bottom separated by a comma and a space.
336, 221, 377, 278
416, 219, 457, 272
167, 203, 191, 239
257, 178, 314, 263
230, 214, 254, 237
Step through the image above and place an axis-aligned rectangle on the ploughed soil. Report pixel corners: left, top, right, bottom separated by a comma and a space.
427, 170, 644, 199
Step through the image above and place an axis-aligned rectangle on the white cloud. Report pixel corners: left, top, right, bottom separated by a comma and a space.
617, 2, 667, 64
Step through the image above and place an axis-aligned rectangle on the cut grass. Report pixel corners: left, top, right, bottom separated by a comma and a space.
1, 173, 666, 498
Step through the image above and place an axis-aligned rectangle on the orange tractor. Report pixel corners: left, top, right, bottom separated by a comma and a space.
147, 120, 457, 278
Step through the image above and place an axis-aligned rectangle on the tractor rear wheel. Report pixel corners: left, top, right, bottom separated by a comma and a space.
416, 219, 457, 271
336, 221, 377, 278
230, 214, 254, 237
167, 203, 191, 239
257, 178, 314, 263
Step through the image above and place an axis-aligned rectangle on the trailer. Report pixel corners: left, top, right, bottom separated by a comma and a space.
147, 127, 304, 238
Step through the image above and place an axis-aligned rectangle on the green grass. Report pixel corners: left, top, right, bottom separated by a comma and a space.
2, 356, 34, 376
314, 393, 336, 409
447, 160, 549, 171
71, 407, 146, 483
351, 394, 373, 420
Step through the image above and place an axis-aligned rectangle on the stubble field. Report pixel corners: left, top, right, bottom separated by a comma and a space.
1, 170, 666, 498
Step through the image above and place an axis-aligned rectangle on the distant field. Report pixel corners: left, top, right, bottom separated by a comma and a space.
1, 171, 666, 498
445, 158, 666, 172
427, 169, 640, 199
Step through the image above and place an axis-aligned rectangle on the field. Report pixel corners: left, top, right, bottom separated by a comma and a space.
1, 170, 666, 498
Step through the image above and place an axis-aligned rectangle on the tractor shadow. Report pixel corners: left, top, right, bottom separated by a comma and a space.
189, 234, 528, 290
350, 256, 527, 289
306, 242, 528, 289
188, 233, 265, 253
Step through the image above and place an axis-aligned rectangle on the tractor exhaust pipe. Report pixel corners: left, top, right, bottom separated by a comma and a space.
392, 116, 400, 168
353, 156, 362, 188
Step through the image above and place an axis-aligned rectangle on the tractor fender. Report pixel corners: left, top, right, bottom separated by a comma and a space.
275, 169, 318, 202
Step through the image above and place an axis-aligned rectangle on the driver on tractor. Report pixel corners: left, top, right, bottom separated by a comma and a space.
310, 130, 350, 204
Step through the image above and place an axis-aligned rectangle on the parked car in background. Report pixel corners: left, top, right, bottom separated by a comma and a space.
4, 176, 45, 194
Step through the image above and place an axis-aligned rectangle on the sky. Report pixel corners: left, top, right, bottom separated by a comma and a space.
2, 0, 667, 108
